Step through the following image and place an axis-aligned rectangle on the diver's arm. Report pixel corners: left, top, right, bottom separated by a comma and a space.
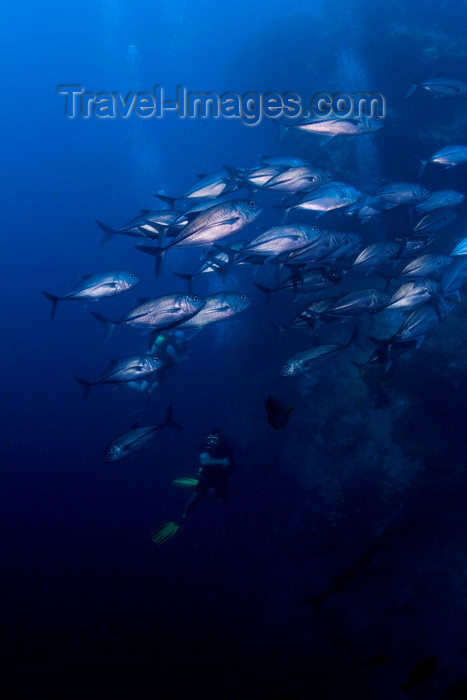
199, 452, 230, 468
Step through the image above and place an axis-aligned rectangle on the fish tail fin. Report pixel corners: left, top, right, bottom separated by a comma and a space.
399, 684, 409, 694
136, 244, 165, 277
41, 291, 60, 320
74, 376, 91, 401
222, 164, 243, 183
174, 272, 195, 294
155, 193, 177, 208
404, 82, 418, 98
163, 404, 183, 431
255, 283, 274, 306
287, 405, 294, 415
269, 322, 286, 348
91, 311, 116, 343
278, 124, 289, 143
273, 204, 290, 224
351, 360, 367, 376
96, 220, 116, 245
413, 154, 428, 177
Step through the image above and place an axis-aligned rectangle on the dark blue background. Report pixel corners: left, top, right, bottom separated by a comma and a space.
3, 1, 467, 698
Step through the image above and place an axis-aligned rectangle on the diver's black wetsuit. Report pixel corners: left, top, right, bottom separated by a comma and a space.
195, 439, 235, 500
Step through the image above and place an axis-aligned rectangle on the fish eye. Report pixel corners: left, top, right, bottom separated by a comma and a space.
129, 273, 135, 278
240, 293, 246, 300
283, 363, 290, 371
249, 200, 256, 207
312, 226, 318, 230
192, 295, 199, 301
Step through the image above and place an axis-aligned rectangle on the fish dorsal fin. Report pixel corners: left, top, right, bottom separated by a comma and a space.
79, 274, 93, 280
131, 421, 140, 429
140, 209, 152, 215
196, 173, 207, 179
137, 297, 151, 304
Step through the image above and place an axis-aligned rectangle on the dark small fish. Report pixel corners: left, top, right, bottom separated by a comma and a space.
265, 395, 293, 429
305, 527, 395, 609
400, 656, 437, 693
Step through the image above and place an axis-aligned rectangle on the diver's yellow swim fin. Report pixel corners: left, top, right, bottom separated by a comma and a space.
151, 521, 180, 546
172, 477, 198, 486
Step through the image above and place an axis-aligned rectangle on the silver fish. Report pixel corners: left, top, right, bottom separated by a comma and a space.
376, 182, 430, 206
42, 271, 140, 320
238, 225, 322, 258
384, 279, 440, 311
157, 170, 239, 204
286, 230, 354, 265
346, 195, 397, 221
283, 116, 383, 144
326, 289, 389, 316
441, 257, 467, 296
169, 199, 261, 247
75, 355, 163, 400
91, 294, 205, 342
394, 301, 454, 344
176, 292, 251, 329
419, 144, 467, 175
103, 405, 182, 461
399, 253, 452, 279
414, 189, 465, 213
406, 77, 467, 98
451, 237, 467, 256
261, 165, 331, 192
137, 199, 262, 275
351, 241, 401, 272
96, 210, 182, 243
282, 181, 363, 216
281, 328, 358, 376
413, 208, 457, 234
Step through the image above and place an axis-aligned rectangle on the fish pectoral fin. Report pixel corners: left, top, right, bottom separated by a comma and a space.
202, 216, 240, 231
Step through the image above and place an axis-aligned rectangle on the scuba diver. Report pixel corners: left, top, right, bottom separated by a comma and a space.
124, 330, 190, 397
151, 429, 235, 545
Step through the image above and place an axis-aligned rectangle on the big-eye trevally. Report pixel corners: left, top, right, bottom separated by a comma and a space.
281, 327, 358, 376
156, 169, 239, 205
75, 354, 163, 400
406, 77, 467, 98
92, 294, 206, 341
175, 291, 251, 330
281, 115, 383, 145
376, 182, 430, 206
279, 181, 364, 218
418, 144, 467, 175
42, 271, 140, 320
414, 189, 465, 214
137, 199, 262, 275
103, 405, 182, 462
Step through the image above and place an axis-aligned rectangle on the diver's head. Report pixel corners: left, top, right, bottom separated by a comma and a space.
205, 429, 223, 447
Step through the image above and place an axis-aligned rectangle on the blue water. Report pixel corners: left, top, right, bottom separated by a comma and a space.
3, 1, 467, 698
